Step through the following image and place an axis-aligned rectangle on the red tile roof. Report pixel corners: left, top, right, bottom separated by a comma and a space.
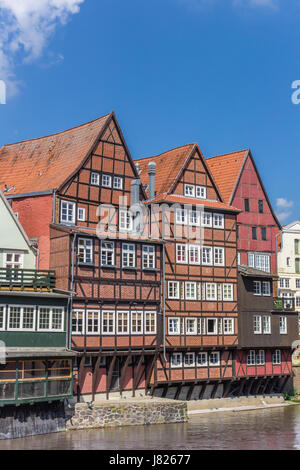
135, 144, 195, 196
206, 150, 248, 204
145, 193, 240, 212
0, 113, 111, 195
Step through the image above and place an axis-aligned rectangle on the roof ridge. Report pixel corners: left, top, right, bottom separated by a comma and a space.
135, 143, 196, 162
206, 149, 249, 161
2, 113, 112, 148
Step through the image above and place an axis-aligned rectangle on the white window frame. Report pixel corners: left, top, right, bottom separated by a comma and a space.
78, 238, 93, 264
223, 284, 234, 301
207, 318, 218, 335
113, 176, 123, 190
209, 352, 220, 366
201, 212, 212, 228
256, 350, 265, 365
72, 309, 85, 335
38, 306, 64, 332
272, 350, 281, 365
254, 281, 261, 295
3, 251, 24, 270
262, 282, 271, 296
117, 311, 129, 335
206, 283, 217, 301
185, 317, 197, 335
145, 311, 156, 334
254, 315, 262, 334
60, 200, 75, 225
189, 245, 200, 265
170, 352, 182, 368
189, 210, 200, 226
185, 282, 197, 300
131, 310, 143, 335
0, 305, 6, 331
184, 352, 195, 368
77, 207, 86, 222
91, 172, 100, 186
142, 245, 155, 269
213, 213, 224, 229
102, 310, 115, 335
168, 281, 180, 299
196, 186, 206, 199
184, 184, 195, 197
202, 246, 212, 265
176, 208, 187, 225
119, 209, 133, 232
197, 352, 208, 367
86, 310, 100, 335
280, 316, 287, 334
223, 318, 234, 335
168, 317, 180, 335
122, 243, 136, 268
102, 174, 112, 187
101, 241, 115, 266
176, 244, 187, 264
7, 305, 36, 332
263, 315, 271, 334
247, 350, 256, 366
214, 247, 224, 266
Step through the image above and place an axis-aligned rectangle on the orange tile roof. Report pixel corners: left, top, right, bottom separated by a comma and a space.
135, 144, 195, 196
144, 193, 240, 212
206, 149, 248, 204
0, 113, 111, 195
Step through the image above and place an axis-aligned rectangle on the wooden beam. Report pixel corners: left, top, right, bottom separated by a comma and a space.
120, 354, 131, 395
199, 383, 207, 400
186, 383, 195, 401
91, 354, 102, 401
261, 377, 270, 395
211, 382, 219, 399
133, 354, 144, 395
175, 383, 183, 400
145, 353, 157, 391
106, 355, 117, 399
223, 381, 232, 398
158, 353, 168, 381
77, 356, 85, 402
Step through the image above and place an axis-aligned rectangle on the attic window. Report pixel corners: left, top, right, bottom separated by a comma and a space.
184, 184, 195, 197
196, 186, 206, 199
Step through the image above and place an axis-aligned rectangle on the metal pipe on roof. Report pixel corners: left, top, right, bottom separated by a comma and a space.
148, 162, 156, 201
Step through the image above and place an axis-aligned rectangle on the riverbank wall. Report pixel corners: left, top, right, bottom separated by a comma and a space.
66, 398, 188, 431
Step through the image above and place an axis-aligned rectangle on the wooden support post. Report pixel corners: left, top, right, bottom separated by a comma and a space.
120, 354, 131, 395
162, 384, 169, 398
261, 377, 270, 395
77, 356, 85, 403
253, 378, 263, 396
246, 378, 255, 396
133, 354, 144, 397
145, 353, 157, 392
223, 381, 232, 398
91, 354, 102, 402
211, 382, 219, 399
106, 355, 117, 400
186, 383, 195, 401
280, 375, 290, 393
175, 383, 183, 400
199, 382, 207, 400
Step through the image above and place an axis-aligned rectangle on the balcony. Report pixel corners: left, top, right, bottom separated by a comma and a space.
273, 297, 295, 312
0, 268, 56, 291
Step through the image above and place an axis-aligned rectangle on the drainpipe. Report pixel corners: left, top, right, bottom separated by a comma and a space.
162, 242, 166, 361
52, 190, 57, 224
31, 245, 40, 270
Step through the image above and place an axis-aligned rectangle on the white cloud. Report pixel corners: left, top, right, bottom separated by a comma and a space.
0, 0, 84, 97
276, 197, 294, 223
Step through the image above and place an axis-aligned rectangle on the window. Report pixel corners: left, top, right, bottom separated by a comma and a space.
119, 209, 133, 231
185, 318, 197, 335
8, 306, 35, 331
223, 318, 234, 334
142, 245, 155, 269
296, 279, 300, 289
256, 350, 265, 365
207, 318, 218, 335
237, 252, 241, 265
168, 317, 180, 335
258, 200, 264, 213
184, 353, 195, 367
176, 208, 187, 225
117, 311, 129, 334
261, 227, 267, 241
0, 306, 5, 330
296, 258, 300, 274
214, 247, 224, 266
254, 315, 262, 334
202, 247, 212, 265
244, 199, 250, 212
223, 284, 234, 301
60, 200, 75, 224
131, 311, 143, 334
168, 281, 180, 299
209, 352, 220, 366
248, 253, 270, 273
247, 350, 256, 366
171, 353, 182, 368
176, 244, 187, 263
72, 310, 84, 334
197, 352, 208, 367
102, 174, 112, 187
263, 316, 271, 334
91, 172, 100, 186
213, 213, 224, 229
262, 281, 271, 296
295, 239, 300, 255
3, 252, 24, 272
279, 278, 290, 289
184, 184, 195, 197
102, 311, 115, 334
201, 212, 212, 227
113, 176, 123, 190
122, 243, 136, 268
78, 238, 93, 264
87, 310, 100, 335
296, 297, 300, 308
145, 312, 156, 334
189, 210, 200, 226
272, 350, 281, 365
287, 257, 291, 267
101, 241, 115, 266
77, 207, 86, 222
189, 245, 200, 265
252, 227, 257, 240
254, 281, 261, 295
38, 307, 64, 331
186, 282, 197, 300
206, 283, 217, 301
196, 186, 206, 199
280, 316, 287, 334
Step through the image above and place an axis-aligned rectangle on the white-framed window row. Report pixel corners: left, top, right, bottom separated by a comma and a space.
3, 251, 24, 270
248, 252, 270, 273
183, 184, 207, 200
168, 316, 235, 336
253, 315, 272, 335
175, 207, 224, 229
7, 305, 36, 332
167, 281, 234, 302
170, 351, 220, 368
3, 305, 64, 332
37, 307, 65, 332
246, 350, 266, 366
72, 310, 156, 335
279, 278, 290, 289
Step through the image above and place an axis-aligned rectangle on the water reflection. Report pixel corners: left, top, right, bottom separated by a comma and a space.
1, 405, 300, 450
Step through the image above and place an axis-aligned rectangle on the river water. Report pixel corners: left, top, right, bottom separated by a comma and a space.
1, 404, 300, 450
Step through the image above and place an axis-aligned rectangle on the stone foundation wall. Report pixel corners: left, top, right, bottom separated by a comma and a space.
66, 399, 187, 430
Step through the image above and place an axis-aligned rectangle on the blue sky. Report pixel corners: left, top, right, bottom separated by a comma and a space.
0, 0, 299, 223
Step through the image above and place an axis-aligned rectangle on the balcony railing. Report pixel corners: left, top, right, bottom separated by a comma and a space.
273, 297, 295, 312
0, 268, 56, 291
